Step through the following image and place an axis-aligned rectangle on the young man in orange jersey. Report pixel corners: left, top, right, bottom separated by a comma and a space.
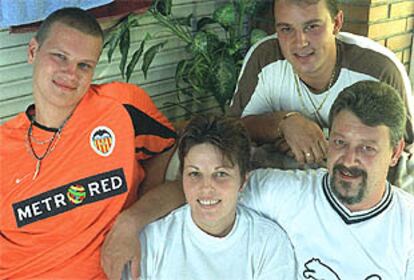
0, 7, 184, 279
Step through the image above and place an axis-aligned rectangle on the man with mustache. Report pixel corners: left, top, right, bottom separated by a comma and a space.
228, 0, 414, 191
110, 81, 413, 279
240, 80, 414, 279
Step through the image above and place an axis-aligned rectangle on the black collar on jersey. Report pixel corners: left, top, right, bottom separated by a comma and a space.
25, 104, 59, 132
322, 173, 393, 225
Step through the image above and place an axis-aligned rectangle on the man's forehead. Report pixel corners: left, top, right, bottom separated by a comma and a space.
275, 0, 325, 9
274, 0, 329, 21
331, 110, 390, 141
276, 0, 322, 5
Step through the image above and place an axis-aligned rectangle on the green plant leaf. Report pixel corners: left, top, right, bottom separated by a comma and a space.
153, 0, 172, 16
228, 38, 247, 56
105, 28, 122, 63
150, 7, 193, 44
127, 15, 139, 27
196, 17, 216, 31
211, 56, 237, 111
126, 37, 148, 82
176, 14, 193, 27
250, 28, 268, 45
103, 32, 113, 50
180, 88, 194, 97
104, 14, 138, 65
142, 40, 167, 79
191, 32, 209, 54
212, 3, 236, 29
175, 59, 189, 92
191, 31, 221, 56
125, 33, 151, 82
107, 0, 267, 114
186, 55, 211, 98
242, 0, 257, 15
119, 27, 130, 79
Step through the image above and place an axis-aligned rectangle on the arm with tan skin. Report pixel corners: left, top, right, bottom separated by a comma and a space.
241, 112, 287, 145
242, 112, 328, 165
101, 147, 185, 280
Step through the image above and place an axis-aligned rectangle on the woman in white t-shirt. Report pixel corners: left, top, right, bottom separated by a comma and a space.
126, 115, 297, 280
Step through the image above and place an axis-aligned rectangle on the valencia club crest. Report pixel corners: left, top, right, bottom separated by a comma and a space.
90, 126, 116, 156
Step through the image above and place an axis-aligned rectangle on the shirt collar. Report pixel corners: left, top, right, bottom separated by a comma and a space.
322, 173, 393, 225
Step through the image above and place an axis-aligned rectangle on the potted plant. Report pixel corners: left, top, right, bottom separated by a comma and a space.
105, 0, 268, 114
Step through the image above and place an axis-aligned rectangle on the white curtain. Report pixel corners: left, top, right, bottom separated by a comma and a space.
0, 0, 113, 28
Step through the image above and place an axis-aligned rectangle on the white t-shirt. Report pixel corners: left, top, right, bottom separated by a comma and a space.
230, 32, 413, 141
136, 204, 297, 280
240, 168, 414, 280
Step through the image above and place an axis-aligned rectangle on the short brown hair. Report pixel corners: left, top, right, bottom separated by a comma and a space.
274, 0, 339, 20
329, 81, 406, 147
35, 7, 103, 46
178, 115, 251, 177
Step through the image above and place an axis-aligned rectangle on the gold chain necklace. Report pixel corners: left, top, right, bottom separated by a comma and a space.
29, 132, 56, 145
26, 117, 70, 180
294, 67, 336, 127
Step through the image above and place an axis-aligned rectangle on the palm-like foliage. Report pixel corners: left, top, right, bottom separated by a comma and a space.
105, 0, 267, 114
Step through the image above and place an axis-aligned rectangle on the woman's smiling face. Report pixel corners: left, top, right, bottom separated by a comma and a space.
182, 143, 244, 237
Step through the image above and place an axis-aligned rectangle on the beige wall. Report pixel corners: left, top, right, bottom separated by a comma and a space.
0, 0, 224, 123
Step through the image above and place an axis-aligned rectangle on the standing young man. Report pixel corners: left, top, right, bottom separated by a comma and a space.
229, 0, 413, 190
0, 7, 183, 279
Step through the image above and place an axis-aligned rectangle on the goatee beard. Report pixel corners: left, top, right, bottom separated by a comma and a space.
331, 164, 368, 205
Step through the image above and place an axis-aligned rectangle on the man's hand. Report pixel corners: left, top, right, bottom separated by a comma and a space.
273, 138, 295, 158
280, 113, 328, 165
101, 210, 141, 280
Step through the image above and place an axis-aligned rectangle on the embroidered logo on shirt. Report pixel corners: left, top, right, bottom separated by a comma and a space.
90, 126, 115, 156
12, 168, 127, 228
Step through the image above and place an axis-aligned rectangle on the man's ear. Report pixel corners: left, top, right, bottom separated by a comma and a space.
390, 139, 405, 167
28, 37, 39, 64
333, 10, 344, 35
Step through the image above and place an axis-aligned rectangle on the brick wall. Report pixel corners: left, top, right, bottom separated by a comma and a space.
338, 0, 414, 73
252, 0, 414, 76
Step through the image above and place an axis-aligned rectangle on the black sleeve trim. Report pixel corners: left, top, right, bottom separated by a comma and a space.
135, 145, 174, 156
124, 104, 177, 139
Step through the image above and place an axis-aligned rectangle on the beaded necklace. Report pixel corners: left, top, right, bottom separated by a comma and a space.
26, 115, 70, 180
